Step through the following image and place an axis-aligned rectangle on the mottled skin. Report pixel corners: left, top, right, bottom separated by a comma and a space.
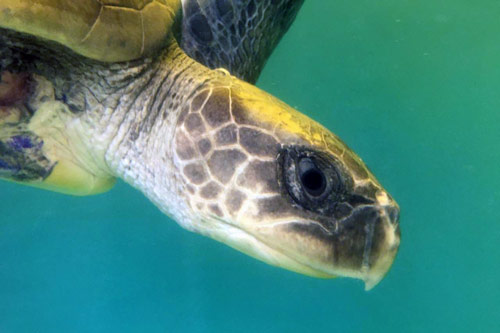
0, 0, 400, 289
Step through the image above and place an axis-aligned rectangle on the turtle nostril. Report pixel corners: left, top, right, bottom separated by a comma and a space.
385, 206, 400, 226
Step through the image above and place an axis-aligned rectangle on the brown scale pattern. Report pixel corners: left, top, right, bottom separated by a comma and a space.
173, 85, 286, 220
173, 83, 378, 226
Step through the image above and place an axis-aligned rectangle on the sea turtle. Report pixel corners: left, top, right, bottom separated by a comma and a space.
0, 0, 400, 289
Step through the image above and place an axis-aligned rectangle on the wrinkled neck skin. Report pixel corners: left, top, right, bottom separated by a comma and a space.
99, 43, 220, 228
1, 30, 240, 226
1, 31, 235, 231
79, 41, 227, 229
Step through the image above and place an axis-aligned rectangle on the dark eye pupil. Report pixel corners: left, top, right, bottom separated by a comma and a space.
299, 158, 327, 196
301, 169, 325, 194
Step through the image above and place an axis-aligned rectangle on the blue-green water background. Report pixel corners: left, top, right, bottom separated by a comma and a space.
1, 1, 499, 332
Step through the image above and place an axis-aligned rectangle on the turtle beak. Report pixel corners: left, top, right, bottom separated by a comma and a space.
241, 198, 401, 290
362, 204, 400, 290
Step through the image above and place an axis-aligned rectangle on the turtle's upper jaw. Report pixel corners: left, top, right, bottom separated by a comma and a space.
363, 204, 401, 290
227, 195, 400, 291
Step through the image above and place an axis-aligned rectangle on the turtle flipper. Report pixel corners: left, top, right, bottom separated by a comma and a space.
180, 0, 304, 83
0, 72, 115, 196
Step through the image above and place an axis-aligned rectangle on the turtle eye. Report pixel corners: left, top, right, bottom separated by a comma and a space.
279, 147, 346, 214
298, 158, 327, 197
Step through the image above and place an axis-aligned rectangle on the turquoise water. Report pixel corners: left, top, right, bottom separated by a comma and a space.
1, 1, 499, 332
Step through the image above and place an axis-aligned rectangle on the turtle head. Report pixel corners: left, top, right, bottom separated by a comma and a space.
173, 80, 400, 290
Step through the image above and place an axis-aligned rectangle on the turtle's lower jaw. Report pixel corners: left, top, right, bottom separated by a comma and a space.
224, 203, 401, 290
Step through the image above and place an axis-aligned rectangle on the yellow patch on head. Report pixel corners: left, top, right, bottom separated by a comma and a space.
230, 80, 335, 149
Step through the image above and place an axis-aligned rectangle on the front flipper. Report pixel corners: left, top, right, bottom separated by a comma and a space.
180, 0, 304, 83
0, 72, 115, 196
